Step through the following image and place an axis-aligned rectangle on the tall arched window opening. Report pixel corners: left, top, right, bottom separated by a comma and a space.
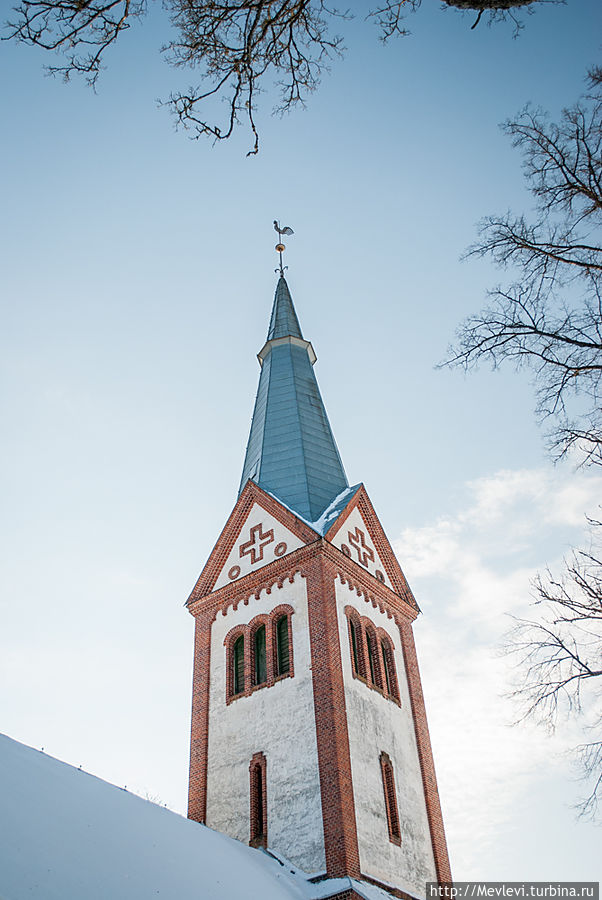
381, 639, 391, 695
380, 637, 400, 703
233, 635, 245, 696
249, 753, 267, 848
275, 615, 290, 676
254, 625, 267, 686
366, 627, 380, 688
380, 752, 401, 845
349, 616, 360, 676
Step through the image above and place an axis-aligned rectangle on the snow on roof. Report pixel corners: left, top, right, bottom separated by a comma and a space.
0, 733, 401, 900
0, 733, 307, 900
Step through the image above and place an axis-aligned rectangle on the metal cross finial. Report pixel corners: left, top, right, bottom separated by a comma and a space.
273, 220, 294, 276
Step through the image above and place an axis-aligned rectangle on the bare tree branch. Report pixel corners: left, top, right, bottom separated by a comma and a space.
444, 79, 602, 466
3, 0, 563, 152
506, 520, 602, 820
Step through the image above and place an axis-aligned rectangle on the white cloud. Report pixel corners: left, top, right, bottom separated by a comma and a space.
394, 466, 602, 877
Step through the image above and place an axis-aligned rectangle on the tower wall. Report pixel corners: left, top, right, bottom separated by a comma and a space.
334, 578, 437, 894
205, 573, 326, 874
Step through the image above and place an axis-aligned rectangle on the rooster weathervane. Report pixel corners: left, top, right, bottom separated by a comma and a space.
274, 220, 294, 276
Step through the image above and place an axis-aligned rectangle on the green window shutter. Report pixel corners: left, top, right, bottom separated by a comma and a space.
255, 625, 267, 685
366, 629, 377, 686
233, 635, 245, 694
276, 616, 290, 675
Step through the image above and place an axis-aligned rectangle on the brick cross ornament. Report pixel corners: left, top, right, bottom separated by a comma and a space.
239, 523, 275, 564
348, 527, 375, 567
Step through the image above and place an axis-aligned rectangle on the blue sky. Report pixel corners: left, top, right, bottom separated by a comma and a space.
1, 0, 601, 882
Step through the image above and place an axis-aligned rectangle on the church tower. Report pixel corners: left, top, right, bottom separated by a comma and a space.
186, 253, 451, 897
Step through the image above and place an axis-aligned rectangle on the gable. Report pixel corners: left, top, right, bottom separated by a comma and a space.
328, 505, 393, 589
188, 480, 319, 601
213, 502, 305, 590
325, 486, 417, 605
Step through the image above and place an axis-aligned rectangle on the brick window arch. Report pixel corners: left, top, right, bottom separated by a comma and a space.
346, 609, 366, 679
249, 752, 267, 848
269, 604, 295, 682
224, 605, 295, 703
380, 751, 401, 845
344, 607, 400, 705
225, 628, 247, 700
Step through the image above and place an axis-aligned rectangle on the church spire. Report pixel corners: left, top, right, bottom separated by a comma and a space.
238, 275, 349, 523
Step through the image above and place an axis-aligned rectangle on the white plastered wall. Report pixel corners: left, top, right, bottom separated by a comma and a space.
206, 573, 326, 874
335, 577, 437, 896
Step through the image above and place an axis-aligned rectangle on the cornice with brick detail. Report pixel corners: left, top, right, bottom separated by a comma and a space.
187, 538, 418, 626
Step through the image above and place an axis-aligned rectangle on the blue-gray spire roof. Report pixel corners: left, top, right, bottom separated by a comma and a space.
267, 277, 303, 340
239, 276, 349, 523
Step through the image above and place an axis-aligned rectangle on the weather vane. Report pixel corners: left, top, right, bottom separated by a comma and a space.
274, 220, 294, 276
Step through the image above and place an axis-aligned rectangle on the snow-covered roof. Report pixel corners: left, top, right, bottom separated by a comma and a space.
0, 733, 400, 900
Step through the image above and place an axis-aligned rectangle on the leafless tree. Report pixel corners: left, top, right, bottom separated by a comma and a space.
446, 69, 602, 468
446, 69, 602, 820
507, 519, 602, 819
3, 0, 560, 154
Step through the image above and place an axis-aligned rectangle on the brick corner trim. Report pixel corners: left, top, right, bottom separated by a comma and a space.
398, 619, 452, 883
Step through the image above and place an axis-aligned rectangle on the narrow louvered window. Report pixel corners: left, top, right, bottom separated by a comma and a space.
349, 618, 359, 675
233, 635, 245, 695
275, 615, 290, 675
380, 752, 401, 845
381, 640, 391, 694
366, 628, 377, 686
254, 625, 267, 685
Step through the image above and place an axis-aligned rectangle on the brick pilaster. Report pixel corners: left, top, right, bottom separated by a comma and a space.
399, 620, 452, 882
188, 609, 213, 823
305, 551, 361, 879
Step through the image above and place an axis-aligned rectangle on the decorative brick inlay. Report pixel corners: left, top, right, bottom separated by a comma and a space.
348, 527, 375, 567
274, 541, 287, 557
188, 480, 319, 601
228, 565, 241, 580
239, 523, 275, 563
325, 485, 419, 607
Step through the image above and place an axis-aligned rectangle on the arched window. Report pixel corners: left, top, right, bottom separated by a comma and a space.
344, 607, 400, 704
233, 635, 245, 696
225, 605, 294, 702
254, 625, 267, 686
380, 752, 401, 845
381, 640, 391, 693
249, 752, 267, 848
275, 615, 290, 676
365, 625, 382, 689
380, 636, 400, 703
349, 616, 360, 675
